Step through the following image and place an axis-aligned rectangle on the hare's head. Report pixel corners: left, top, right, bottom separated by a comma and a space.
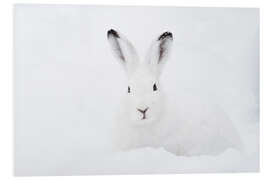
107, 29, 173, 126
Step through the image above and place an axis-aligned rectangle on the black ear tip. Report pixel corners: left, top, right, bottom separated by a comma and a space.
107, 29, 120, 38
158, 31, 173, 40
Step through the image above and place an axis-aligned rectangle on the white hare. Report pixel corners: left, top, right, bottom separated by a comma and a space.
107, 29, 242, 156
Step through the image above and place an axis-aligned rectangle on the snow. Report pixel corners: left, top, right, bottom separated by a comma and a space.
14, 4, 259, 175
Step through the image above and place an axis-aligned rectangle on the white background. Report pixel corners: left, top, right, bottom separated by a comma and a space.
13, 4, 259, 175
0, 0, 269, 180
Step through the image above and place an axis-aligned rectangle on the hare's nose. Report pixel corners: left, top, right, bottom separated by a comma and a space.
137, 107, 149, 114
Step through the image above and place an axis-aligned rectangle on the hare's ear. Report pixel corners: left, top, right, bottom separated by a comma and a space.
146, 32, 173, 75
107, 29, 139, 74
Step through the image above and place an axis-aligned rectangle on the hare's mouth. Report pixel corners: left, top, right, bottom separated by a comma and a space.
138, 113, 147, 120
137, 107, 149, 120
141, 115, 147, 120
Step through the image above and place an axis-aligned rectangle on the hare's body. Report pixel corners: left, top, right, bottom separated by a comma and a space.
107, 29, 242, 156
113, 94, 241, 156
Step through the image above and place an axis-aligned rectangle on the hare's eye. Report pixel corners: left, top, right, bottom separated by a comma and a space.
153, 83, 158, 91
128, 86, 131, 93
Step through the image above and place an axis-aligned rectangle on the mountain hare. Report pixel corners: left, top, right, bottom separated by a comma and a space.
107, 29, 242, 156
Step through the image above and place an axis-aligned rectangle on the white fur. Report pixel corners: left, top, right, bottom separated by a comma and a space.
107, 29, 242, 156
